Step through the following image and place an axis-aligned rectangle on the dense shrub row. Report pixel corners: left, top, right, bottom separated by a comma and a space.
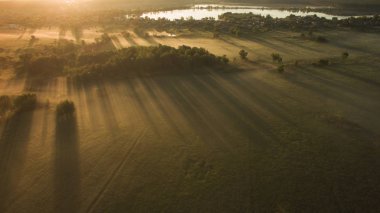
72, 45, 229, 80
0, 94, 37, 120
17, 40, 80, 77
13, 94, 38, 112
18, 44, 230, 80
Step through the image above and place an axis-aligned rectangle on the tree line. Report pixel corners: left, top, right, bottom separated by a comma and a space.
73, 45, 230, 81
16, 42, 230, 81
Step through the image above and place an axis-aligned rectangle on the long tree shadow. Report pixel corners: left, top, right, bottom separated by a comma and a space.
17, 28, 27, 40
59, 27, 67, 40
0, 111, 34, 212
330, 39, 380, 57
197, 74, 282, 143
110, 35, 123, 49
54, 113, 80, 213
296, 66, 380, 98
70, 26, 83, 44
94, 80, 120, 131
271, 36, 323, 53
283, 66, 376, 112
139, 77, 189, 143
40, 101, 50, 145
125, 78, 160, 136
154, 74, 273, 151
141, 36, 159, 46
325, 65, 380, 88
124, 36, 138, 46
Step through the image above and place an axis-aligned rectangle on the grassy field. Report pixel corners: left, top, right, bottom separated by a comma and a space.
0, 26, 380, 212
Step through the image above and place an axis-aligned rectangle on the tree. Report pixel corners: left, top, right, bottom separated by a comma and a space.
13, 94, 37, 113
271, 53, 282, 63
318, 59, 329, 66
316, 36, 328, 43
29, 35, 38, 46
239, 49, 248, 60
220, 55, 229, 64
56, 100, 75, 117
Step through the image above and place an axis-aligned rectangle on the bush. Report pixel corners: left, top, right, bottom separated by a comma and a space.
220, 55, 229, 64
13, 94, 37, 112
316, 36, 328, 43
0, 94, 37, 119
271, 53, 282, 63
342, 52, 349, 59
239, 49, 248, 60
318, 59, 330, 66
56, 100, 75, 117
277, 65, 285, 73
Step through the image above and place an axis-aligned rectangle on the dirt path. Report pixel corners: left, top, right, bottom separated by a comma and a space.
85, 127, 147, 213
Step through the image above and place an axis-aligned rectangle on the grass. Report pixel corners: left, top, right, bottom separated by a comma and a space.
0, 25, 380, 212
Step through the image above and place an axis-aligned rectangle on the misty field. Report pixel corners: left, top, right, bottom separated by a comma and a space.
1, 25, 380, 212
1, 1, 380, 210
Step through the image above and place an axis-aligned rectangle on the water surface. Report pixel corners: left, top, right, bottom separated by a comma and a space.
140, 4, 351, 20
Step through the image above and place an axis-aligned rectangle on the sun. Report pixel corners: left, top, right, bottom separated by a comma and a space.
63, 0, 77, 4
50, 0, 78, 4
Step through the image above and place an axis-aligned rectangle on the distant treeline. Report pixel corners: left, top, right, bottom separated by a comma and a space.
225, 0, 380, 6
94, 0, 380, 6
128, 13, 380, 38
